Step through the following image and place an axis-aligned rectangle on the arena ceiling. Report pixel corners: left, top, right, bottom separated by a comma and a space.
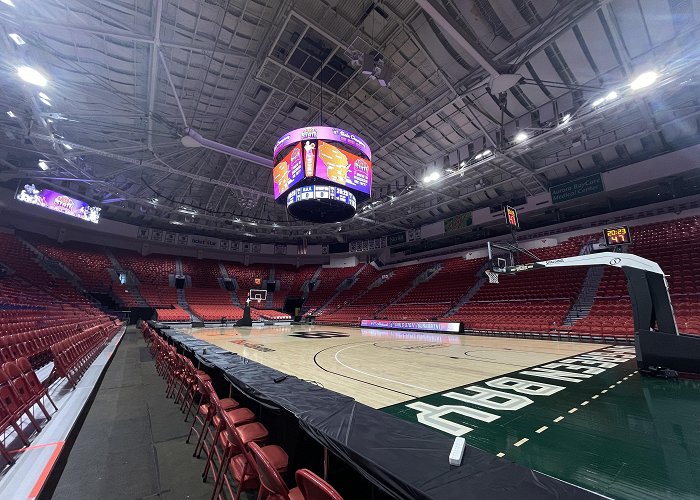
0, 0, 698, 244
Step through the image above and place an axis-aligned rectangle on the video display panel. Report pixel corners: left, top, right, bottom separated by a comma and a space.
274, 126, 371, 160
16, 184, 101, 223
272, 143, 304, 199
360, 319, 461, 333
316, 140, 372, 195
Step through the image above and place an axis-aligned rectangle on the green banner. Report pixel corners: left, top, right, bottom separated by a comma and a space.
444, 212, 472, 233
550, 174, 604, 204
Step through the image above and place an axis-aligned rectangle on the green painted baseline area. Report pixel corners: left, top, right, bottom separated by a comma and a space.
382, 345, 700, 499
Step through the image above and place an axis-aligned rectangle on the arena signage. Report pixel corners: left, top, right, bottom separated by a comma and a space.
550, 173, 604, 204
383, 346, 636, 437
361, 319, 462, 333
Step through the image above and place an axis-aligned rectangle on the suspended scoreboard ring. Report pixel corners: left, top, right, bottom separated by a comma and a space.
272, 127, 372, 223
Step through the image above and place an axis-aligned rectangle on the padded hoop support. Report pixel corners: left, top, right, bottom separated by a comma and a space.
490, 252, 700, 373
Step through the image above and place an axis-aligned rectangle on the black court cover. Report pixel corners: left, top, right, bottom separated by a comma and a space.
153, 323, 601, 500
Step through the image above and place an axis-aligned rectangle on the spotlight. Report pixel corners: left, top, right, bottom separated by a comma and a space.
38, 160, 49, 171
605, 91, 618, 101
561, 114, 571, 124
514, 131, 527, 143
423, 171, 440, 183
592, 97, 605, 107
630, 71, 658, 90
1, 0, 15, 7
63, 143, 73, 150
6, 111, 16, 118
17, 66, 48, 87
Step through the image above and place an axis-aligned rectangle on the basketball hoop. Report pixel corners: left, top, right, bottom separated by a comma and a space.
485, 269, 500, 284
248, 289, 267, 305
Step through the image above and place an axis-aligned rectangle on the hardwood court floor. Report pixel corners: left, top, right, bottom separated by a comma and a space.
189, 325, 700, 499
188, 324, 601, 408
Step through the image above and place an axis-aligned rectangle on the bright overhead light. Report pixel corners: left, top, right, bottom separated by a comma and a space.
249, 221, 257, 226
40, 97, 51, 106
17, 66, 48, 87
1, 0, 15, 7
460, 161, 467, 168
38, 160, 49, 171
561, 114, 571, 124
63, 143, 73, 150
592, 97, 605, 107
423, 171, 440, 183
8, 33, 24, 45
38, 92, 50, 100
630, 71, 658, 90
475, 149, 493, 160
514, 131, 528, 143
605, 91, 618, 102
170, 220, 183, 225
178, 207, 197, 215
6, 111, 15, 118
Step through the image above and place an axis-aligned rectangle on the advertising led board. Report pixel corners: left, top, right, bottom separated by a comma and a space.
360, 319, 462, 333
16, 184, 101, 223
272, 143, 304, 199
274, 126, 371, 160
315, 140, 372, 195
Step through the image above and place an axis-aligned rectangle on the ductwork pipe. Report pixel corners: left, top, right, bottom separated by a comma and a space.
182, 129, 274, 168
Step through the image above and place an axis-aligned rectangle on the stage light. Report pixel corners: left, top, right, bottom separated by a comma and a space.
592, 97, 605, 107
38, 160, 49, 170
1, 0, 15, 7
561, 114, 571, 124
17, 66, 48, 87
63, 143, 73, 150
170, 220, 183, 225
38, 92, 50, 100
423, 171, 440, 183
39, 97, 51, 106
605, 91, 618, 101
630, 71, 658, 90
8, 33, 24, 45
514, 131, 527, 143
6, 111, 15, 118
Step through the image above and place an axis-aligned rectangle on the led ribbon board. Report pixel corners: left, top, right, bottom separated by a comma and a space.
360, 319, 462, 333
287, 185, 356, 208
16, 185, 101, 223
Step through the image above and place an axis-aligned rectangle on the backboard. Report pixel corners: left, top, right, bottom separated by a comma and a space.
248, 289, 267, 303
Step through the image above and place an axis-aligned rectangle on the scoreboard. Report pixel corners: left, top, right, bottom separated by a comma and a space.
603, 226, 632, 246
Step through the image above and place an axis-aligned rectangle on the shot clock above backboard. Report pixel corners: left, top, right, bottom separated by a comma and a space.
603, 225, 632, 246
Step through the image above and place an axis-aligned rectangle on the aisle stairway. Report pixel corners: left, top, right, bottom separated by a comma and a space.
563, 266, 605, 327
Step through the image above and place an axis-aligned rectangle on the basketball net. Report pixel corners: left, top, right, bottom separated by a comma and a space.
485, 269, 500, 284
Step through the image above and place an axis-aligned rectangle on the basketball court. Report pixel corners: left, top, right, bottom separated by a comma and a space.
187, 323, 700, 499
